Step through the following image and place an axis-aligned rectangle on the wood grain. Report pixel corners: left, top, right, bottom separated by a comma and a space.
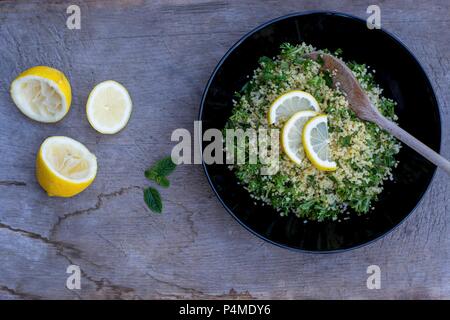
0, 0, 449, 299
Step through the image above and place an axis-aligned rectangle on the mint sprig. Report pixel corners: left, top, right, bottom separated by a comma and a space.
145, 156, 176, 187
143, 156, 177, 213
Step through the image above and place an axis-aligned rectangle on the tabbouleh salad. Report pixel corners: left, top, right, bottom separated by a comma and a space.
225, 42, 401, 221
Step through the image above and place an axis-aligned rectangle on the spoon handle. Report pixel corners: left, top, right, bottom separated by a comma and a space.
375, 116, 450, 174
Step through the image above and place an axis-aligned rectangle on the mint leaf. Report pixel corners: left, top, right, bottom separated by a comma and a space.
143, 187, 162, 213
145, 156, 176, 182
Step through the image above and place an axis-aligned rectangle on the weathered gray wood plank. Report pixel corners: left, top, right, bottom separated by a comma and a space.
0, 0, 449, 299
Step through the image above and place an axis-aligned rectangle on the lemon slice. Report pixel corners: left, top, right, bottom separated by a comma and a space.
10, 66, 71, 123
281, 110, 318, 165
268, 90, 320, 124
36, 136, 97, 197
302, 115, 337, 171
86, 80, 132, 134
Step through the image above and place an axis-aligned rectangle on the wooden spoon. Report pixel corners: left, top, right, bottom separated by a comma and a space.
306, 52, 450, 174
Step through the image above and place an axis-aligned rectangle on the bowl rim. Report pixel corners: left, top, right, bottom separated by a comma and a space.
198, 10, 442, 254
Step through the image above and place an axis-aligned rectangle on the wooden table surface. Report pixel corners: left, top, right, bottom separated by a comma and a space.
0, 0, 449, 300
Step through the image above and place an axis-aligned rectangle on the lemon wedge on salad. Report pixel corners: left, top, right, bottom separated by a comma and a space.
268, 90, 320, 125
302, 114, 337, 171
281, 110, 318, 165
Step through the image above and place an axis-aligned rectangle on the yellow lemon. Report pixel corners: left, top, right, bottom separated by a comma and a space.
281, 110, 318, 165
10, 66, 71, 122
36, 136, 97, 197
302, 114, 337, 171
268, 90, 320, 125
86, 80, 132, 134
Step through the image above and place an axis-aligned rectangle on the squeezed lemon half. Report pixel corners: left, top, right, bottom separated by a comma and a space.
10, 66, 71, 123
86, 80, 132, 134
302, 114, 337, 171
36, 136, 97, 197
268, 90, 320, 125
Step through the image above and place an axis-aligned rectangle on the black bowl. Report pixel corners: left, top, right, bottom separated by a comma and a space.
199, 11, 441, 252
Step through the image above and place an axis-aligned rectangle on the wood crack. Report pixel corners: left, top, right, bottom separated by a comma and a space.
0, 285, 41, 300
0, 221, 65, 247
0, 180, 26, 186
0, 221, 92, 267
49, 185, 143, 238
145, 272, 254, 299
57, 247, 141, 299
0, 186, 146, 299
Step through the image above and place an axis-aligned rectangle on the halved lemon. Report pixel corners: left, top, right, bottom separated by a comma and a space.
268, 90, 320, 125
36, 136, 97, 197
86, 80, 132, 134
302, 115, 337, 171
281, 110, 318, 165
10, 66, 71, 123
